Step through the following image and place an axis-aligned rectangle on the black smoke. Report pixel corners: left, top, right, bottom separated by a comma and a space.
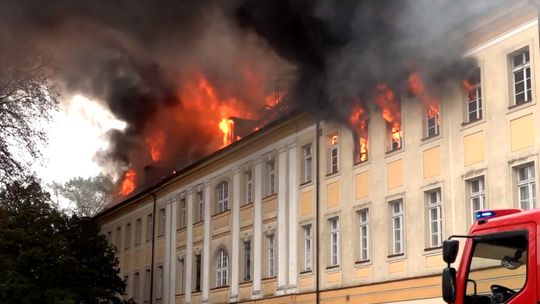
236, 0, 510, 121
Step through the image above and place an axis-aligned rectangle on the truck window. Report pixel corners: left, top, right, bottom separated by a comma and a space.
465, 231, 527, 304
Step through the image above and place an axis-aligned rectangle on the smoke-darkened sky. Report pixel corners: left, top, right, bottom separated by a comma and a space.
0, 0, 510, 191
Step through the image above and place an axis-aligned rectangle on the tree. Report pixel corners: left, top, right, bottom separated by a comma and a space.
51, 174, 114, 217
0, 49, 59, 186
0, 176, 125, 304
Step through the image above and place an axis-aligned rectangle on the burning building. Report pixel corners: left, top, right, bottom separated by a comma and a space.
94, 2, 540, 303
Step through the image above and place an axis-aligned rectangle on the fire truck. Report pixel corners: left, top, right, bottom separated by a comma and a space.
442, 209, 536, 303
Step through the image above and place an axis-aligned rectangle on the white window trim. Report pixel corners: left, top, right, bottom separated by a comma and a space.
512, 48, 532, 105
302, 143, 313, 183
469, 177, 486, 222
216, 182, 229, 213
268, 160, 276, 196
391, 200, 404, 255
216, 249, 228, 287
303, 224, 312, 271
517, 163, 536, 210
358, 209, 370, 261
267, 234, 275, 277
329, 217, 340, 266
427, 190, 443, 248
246, 170, 253, 203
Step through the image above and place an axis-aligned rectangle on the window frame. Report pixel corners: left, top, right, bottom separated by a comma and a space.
327, 134, 340, 175
216, 249, 229, 287
390, 199, 404, 255
243, 240, 252, 281
302, 143, 313, 183
158, 208, 165, 237
178, 197, 186, 229
267, 159, 276, 196
426, 189, 443, 248
329, 217, 340, 266
245, 169, 253, 204
303, 224, 313, 271
216, 181, 229, 214
125, 223, 131, 249
357, 208, 370, 262
511, 47, 533, 106
135, 218, 142, 245
467, 176, 486, 223
515, 162, 536, 210
267, 234, 276, 277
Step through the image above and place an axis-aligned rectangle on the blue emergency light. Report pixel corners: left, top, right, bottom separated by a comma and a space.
475, 210, 495, 220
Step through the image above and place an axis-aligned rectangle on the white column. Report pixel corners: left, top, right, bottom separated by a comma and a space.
185, 191, 194, 303
202, 183, 212, 303
287, 144, 298, 292
164, 197, 177, 304
252, 161, 263, 299
276, 148, 288, 294
228, 170, 240, 302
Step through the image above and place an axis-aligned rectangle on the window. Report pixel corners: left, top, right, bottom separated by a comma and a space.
386, 121, 402, 152
144, 268, 151, 302
267, 160, 276, 196
303, 224, 312, 271
358, 209, 370, 261
216, 181, 229, 213
107, 231, 112, 243
329, 217, 340, 266
390, 199, 404, 255
135, 218, 142, 245
146, 213, 153, 241
516, 163, 536, 210
125, 223, 131, 249
133, 272, 140, 303
353, 131, 369, 164
245, 170, 253, 204
158, 208, 165, 237
178, 258, 185, 293
426, 189, 443, 248
156, 265, 163, 299
196, 191, 204, 222
195, 254, 202, 291
302, 144, 313, 183
464, 68, 482, 122
123, 275, 129, 298
178, 198, 186, 229
267, 235, 275, 277
468, 177, 486, 222
425, 105, 440, 138
216, 249, 228, 287
243, 240, 251, 281
328, 134, 340, 174
115, 227, 121, 250
511, 48, 532, 105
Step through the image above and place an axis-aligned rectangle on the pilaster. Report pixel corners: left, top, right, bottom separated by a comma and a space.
252, 161, 263, 299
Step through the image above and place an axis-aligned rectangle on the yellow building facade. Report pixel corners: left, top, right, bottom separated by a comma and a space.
96, 3, 540, 303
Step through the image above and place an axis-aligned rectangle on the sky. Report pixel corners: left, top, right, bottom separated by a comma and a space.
35, 95, 126, 184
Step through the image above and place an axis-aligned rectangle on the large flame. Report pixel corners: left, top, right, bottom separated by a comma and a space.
349, 105, 369, 162
146, 130, 166, 162
118, 169, 136, 196
374, 83, 402, 149
408, 72, 440, 121
219, 118, 235, 146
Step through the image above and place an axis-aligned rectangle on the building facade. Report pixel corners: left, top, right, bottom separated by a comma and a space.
96, 3, 540, 303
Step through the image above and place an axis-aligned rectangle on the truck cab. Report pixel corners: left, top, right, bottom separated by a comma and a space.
442, 209, 538, 304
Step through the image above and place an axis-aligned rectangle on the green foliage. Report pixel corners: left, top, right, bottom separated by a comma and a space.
51, 174, 113, 217
0, 176, 125, 304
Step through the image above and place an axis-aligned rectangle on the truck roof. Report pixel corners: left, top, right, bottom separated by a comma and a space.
470, 208, 540, 233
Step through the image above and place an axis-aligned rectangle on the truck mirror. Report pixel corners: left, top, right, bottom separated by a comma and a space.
442, 267, 456, 303
443, 240, 459, 264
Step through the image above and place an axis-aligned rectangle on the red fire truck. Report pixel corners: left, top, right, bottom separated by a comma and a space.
442, 209, 536, 304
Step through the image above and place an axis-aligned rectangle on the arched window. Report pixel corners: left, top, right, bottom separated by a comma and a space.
216, 249, 228, 287
216, 181, 229, 213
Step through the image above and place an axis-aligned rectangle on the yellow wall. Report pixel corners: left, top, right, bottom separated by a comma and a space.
354, 171, 370, 199
299, 190, 313, 217
423, 146, 441, 179
327, 182, 341, 209
510, 113, 535, 151
463, 131, 485, 166
387, 159, 403, 190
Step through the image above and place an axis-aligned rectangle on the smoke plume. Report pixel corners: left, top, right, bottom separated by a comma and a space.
0, 0, 510, 194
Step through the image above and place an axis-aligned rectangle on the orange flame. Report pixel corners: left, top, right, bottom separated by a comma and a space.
219, 118, 235, 146
374, 83, 402, 149
146, 130, 166, 162
408, 72, 439, 120
349, 105, 369, 162
119, 169, 136, 196
462, 79, 478, 101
